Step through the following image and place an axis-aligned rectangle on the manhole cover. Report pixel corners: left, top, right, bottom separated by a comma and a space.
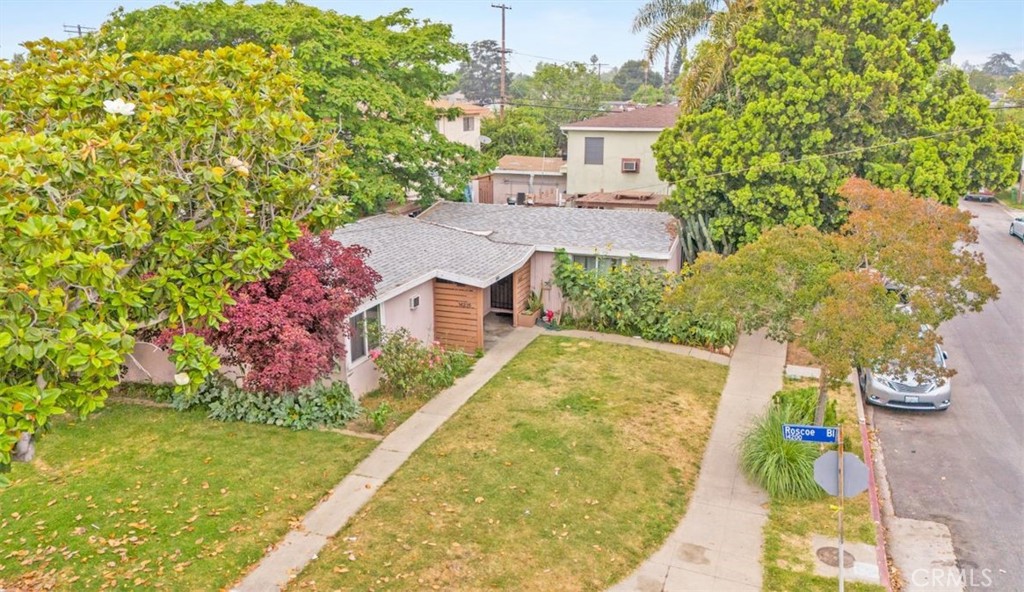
816, 546, 855, 568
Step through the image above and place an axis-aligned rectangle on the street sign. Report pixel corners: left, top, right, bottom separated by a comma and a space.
782, 423, 839, 444
814, 451, 869, 498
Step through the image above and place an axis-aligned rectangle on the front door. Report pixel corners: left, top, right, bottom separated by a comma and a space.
490, 274, 514, 311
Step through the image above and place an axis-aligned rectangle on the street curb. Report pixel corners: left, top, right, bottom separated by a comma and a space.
854, 374, 894, 592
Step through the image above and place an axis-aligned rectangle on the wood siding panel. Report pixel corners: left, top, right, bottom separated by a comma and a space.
511, 260, 531, 327
434, 282, 483, 353
478, 175, 494, 204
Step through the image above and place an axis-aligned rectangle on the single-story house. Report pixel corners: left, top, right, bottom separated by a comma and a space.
476, 155, 567, 206
334, 202, 681, 396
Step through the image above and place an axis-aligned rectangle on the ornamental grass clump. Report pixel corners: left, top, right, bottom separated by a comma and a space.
372, 328, 473, 398
740, 402, 823, 500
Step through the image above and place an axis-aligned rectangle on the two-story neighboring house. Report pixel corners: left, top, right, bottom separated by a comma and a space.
429, 100, 491, 151
561, 105, 679, 198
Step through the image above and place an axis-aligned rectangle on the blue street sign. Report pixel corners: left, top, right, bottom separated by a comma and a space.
782, 423, 839, 444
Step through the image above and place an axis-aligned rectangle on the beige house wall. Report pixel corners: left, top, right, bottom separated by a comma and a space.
436, 114, 482, 151
565, 129, 669, 195
491, 172, 566, 205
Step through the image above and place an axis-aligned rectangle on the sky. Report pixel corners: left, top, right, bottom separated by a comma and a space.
0, 0, 1022, 71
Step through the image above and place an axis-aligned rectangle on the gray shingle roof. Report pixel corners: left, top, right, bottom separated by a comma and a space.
418, 202, 678, 259
332, 215, 533, 299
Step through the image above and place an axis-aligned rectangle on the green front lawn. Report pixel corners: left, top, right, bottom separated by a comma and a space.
1, 404, 376, 591
762, 383, 886, 592
290, 336, 728, 591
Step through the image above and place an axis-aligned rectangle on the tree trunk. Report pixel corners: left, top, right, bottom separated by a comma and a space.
663, 45, 671, 92
813, 367, 829, 425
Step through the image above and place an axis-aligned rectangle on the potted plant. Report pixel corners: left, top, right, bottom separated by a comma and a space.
518, 291, 543, 327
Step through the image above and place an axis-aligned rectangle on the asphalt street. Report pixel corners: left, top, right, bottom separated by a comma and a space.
871, 200, 1024, 591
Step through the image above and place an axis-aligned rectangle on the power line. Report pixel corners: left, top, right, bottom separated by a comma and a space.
509, 50, 580, 65
63, 24, 97, 37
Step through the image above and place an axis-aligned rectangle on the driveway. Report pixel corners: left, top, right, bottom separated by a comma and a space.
871, 200, 1024, 590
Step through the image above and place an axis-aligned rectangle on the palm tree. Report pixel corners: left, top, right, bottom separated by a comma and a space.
632, 0, 757, 113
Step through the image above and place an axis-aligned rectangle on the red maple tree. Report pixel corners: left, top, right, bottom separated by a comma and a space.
210, 230, 380, 393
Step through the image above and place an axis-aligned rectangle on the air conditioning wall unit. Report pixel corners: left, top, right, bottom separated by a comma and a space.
621, 158, 640, 173
409, 295, 420, 310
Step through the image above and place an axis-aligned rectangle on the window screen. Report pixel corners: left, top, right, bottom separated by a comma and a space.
584, 137, 604, 165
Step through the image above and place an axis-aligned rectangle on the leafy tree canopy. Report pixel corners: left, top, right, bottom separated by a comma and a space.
655, 0, 1022, 256
613, 59, 662, 100
457, 40, 509, 104
100, 0, 490, 214
982, 52, 1020, 78
481, 107, 557, 158
668, 178, 998, 422
632, 84, 666, 105
0, 39, 351, 474
511, 62, 621, 152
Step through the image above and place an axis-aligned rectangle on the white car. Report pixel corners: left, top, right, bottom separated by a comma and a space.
1011, 217, 1024, 242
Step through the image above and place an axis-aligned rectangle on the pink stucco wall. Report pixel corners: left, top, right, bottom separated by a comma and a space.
668, 236, 682, 272
343, 279, 436, 398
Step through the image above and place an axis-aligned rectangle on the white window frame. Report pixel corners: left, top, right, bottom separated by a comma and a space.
463, 116, 475, 132
572, 254, 621, 272
348, 304, 382, 366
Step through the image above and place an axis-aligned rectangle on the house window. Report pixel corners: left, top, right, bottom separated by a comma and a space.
572, 254, 620, 272
463, 116, 475, 132
584, 137, 604, 165
621, 158, 640, 173
349, 305, 381, 363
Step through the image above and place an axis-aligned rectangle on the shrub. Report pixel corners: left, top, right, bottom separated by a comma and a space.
372, 328, 473, 398
772, 386, 837, 426
739, 403, 823, 500
207, 230, 380, 394
174, 378, 361, 430
551, 249, 737, 348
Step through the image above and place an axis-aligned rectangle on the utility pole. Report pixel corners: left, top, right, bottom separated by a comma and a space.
63, 24, 97, 37
491, 3, 511, 117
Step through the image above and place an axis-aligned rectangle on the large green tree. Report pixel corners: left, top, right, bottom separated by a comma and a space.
511, 62, 620, 153
669, 179, 998, 423
480, 107, 556, 158
612, 59, 663, 100
631, 0, 756, 111
655, 0, 1022, 259
456, 40, 508, 105
0, 39, 351, 475
100, 0, 489, 214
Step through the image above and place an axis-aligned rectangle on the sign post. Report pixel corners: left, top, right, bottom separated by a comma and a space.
786, 424, 870, 592
838, 424, 845, 592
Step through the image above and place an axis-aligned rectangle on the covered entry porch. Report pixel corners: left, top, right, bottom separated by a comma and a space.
434, 259, 533, 354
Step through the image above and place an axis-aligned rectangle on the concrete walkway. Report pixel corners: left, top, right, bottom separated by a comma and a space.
232, 326, 542, 592
609, 330, 786, 592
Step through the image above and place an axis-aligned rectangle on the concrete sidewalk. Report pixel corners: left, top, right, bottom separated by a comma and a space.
609, 330, 786, 592
232, 327, 542, 592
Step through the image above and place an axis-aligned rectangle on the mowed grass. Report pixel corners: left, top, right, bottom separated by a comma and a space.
1, 404, 376, 591
762, 383, 886, 592
290, 336, 728, 591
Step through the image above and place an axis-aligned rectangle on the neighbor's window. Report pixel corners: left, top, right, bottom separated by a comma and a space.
572, 254, 620, 272
584, 137, 604, 165
463, 116, 475, 132
349, 304, 381, 362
